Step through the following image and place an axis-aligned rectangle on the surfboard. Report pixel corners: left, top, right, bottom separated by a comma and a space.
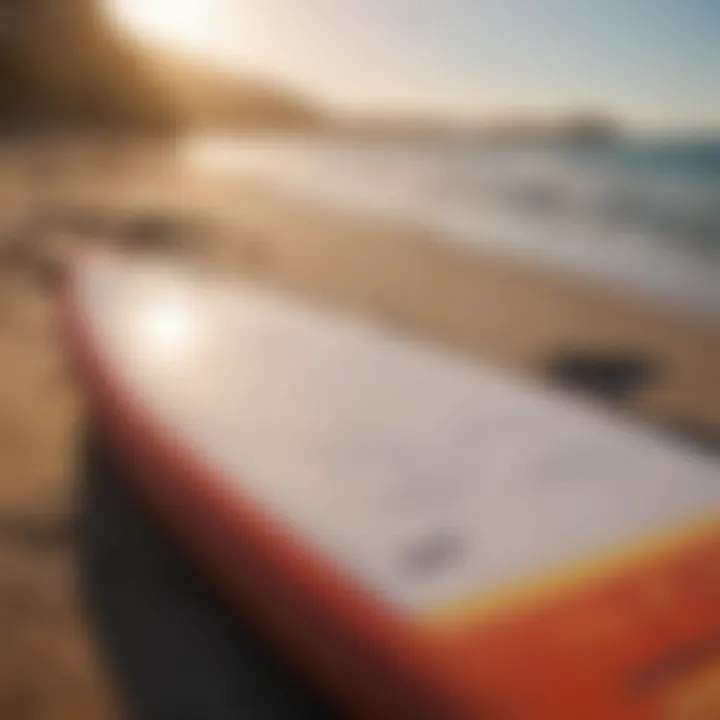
61, 253, 720, 719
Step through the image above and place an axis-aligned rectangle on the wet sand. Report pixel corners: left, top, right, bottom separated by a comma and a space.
194, 176, 719, 428
0, 138, 717, 718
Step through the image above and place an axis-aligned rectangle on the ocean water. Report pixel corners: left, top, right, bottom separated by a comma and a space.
189, 136, 720, 320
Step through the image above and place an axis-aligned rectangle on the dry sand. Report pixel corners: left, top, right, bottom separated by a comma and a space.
0, 138, 717, 718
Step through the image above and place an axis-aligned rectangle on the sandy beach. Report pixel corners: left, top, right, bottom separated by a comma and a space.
0, 138, 717, 718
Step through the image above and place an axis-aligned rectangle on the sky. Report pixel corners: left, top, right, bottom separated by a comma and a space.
110, 0, 720, 129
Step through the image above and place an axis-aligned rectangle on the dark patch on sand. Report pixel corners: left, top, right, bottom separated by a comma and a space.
544, 350, 656, 405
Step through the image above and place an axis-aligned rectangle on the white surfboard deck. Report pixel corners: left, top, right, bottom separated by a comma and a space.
71, 254, 719, 613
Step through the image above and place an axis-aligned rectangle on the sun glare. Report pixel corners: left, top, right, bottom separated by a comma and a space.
107, 0, 224, 54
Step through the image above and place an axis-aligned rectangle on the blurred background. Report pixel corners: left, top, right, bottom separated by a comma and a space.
0, 1, 717, 717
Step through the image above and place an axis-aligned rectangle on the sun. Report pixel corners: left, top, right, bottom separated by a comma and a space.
107, 0, 225, 54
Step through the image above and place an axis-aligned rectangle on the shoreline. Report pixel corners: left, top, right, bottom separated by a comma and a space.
185, 135, 720, 324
